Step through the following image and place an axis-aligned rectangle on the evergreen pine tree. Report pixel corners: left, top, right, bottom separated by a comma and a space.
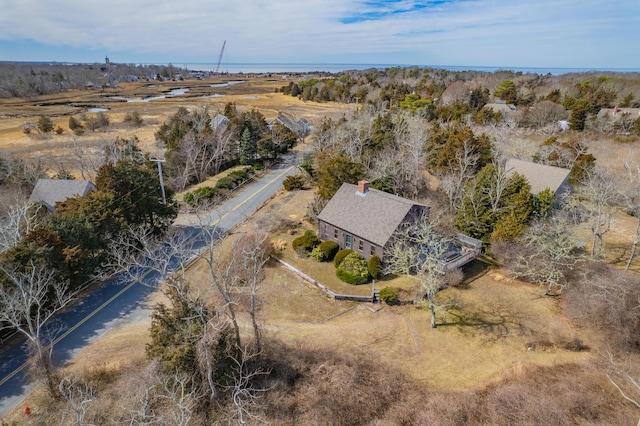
239, 127, 256, 165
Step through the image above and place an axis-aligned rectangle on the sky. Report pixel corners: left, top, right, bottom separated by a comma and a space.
0, 0, 639, 69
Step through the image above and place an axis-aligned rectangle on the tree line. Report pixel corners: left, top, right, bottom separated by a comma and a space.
282, 67, 640, 133
0, 62, 186, 98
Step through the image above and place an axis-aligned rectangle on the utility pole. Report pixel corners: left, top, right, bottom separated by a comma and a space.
150, 158, 167, 205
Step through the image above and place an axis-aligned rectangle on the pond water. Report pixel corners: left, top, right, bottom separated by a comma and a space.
87, 107, 109, 113
108, 88, 189, 103
210, 80, 245, 87
168, 88, 189, 96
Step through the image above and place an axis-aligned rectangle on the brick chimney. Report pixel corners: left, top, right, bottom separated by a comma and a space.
357, 180, 370, 195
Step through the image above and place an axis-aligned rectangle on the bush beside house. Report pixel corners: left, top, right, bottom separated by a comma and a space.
312, 240, 339, 262
334, 248, 354, 267
292, 230, 320, 255
336, 252, 370, 285
368, 255, 382, 279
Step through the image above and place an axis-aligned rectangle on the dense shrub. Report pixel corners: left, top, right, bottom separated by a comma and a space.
318, 240, 339, 261
336, 252, 370, 285
228, 169, 248, 183
292, 230, 320, 253
379, 287, 398, 304
283, 174, 305, 191
68, 116, 83, 131
124, 111, 144, 126
183, 186, 218, 206
310, 246, 325, 261
334, 248, 353, 267
37, 115, 54, 133
215, 176, 235, 190
368, 255, 382, 279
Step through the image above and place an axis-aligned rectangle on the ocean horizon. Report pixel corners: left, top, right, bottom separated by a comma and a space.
5, 61, 640, 76
172, 62, 640, 76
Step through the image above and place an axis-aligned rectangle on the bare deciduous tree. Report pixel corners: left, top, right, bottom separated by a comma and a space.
384, 211, 455, 328
229, 231, 272, 352
497, 219, 583, 295
0, 261, 74, 396
223, 345, 272, 425
58, 376, 97, 426
0, 197, 43, 253
524, 100, 568, 129
439, 140, 480, 211
604, 350, 640, 424
572, 168, 620, 257
623, 158, 640, 271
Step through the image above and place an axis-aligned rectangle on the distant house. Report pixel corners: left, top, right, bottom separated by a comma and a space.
210, 113, 230, 131
28, 179, 96, 212
483, 100, 516, 115
317, 181, 482, 270
269, 114, 312, 140
505, 159, 571, 199
597, 107, 640, 119
119, 75, 139, 83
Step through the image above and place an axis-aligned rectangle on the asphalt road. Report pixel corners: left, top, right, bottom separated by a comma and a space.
0, 161, 297, 417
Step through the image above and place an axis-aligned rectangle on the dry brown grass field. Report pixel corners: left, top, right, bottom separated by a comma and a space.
0, 76, 353, 176
2, 76, 639, 423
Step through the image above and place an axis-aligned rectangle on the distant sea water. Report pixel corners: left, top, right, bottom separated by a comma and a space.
10, 61, 639, 76
171, 62, 640, 76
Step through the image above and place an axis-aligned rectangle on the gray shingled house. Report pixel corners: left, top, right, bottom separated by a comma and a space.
317, 181, 482, 271
504, 158, 571, 199
317, 181, 430, 262
269, 114, 312, 140
28, 179, 96, 212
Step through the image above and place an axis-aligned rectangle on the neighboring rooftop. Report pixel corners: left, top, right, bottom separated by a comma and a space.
269, 114, 312, 138
28, 179, 96, 212
484, 101, 516, 114
317, 182, 428, 247
505, 158, 571, 196
210, 113, 229, 130
597, 107, 640, 119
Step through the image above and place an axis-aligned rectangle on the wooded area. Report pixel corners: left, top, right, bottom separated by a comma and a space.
1, 63, 640, 424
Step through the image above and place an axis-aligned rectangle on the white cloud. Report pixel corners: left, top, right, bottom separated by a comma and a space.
0, 0, 638, 68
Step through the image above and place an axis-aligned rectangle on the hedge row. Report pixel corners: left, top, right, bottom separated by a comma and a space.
184, 167, 256, 206
183, 186, 219, 206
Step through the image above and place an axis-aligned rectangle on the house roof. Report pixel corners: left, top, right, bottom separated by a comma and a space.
597, 107, 640, 119
483, 102, 516, 113
505, 159, 570, 195
210, 113, 229, 130
29, 179, 96, 212
269, 114, 311, 136
317, 183, 428, 247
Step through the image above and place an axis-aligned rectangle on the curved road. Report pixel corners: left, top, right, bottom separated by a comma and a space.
0, 161, 297, 417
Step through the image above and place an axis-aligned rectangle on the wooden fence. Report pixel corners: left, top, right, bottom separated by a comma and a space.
273, 257, 379, 303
